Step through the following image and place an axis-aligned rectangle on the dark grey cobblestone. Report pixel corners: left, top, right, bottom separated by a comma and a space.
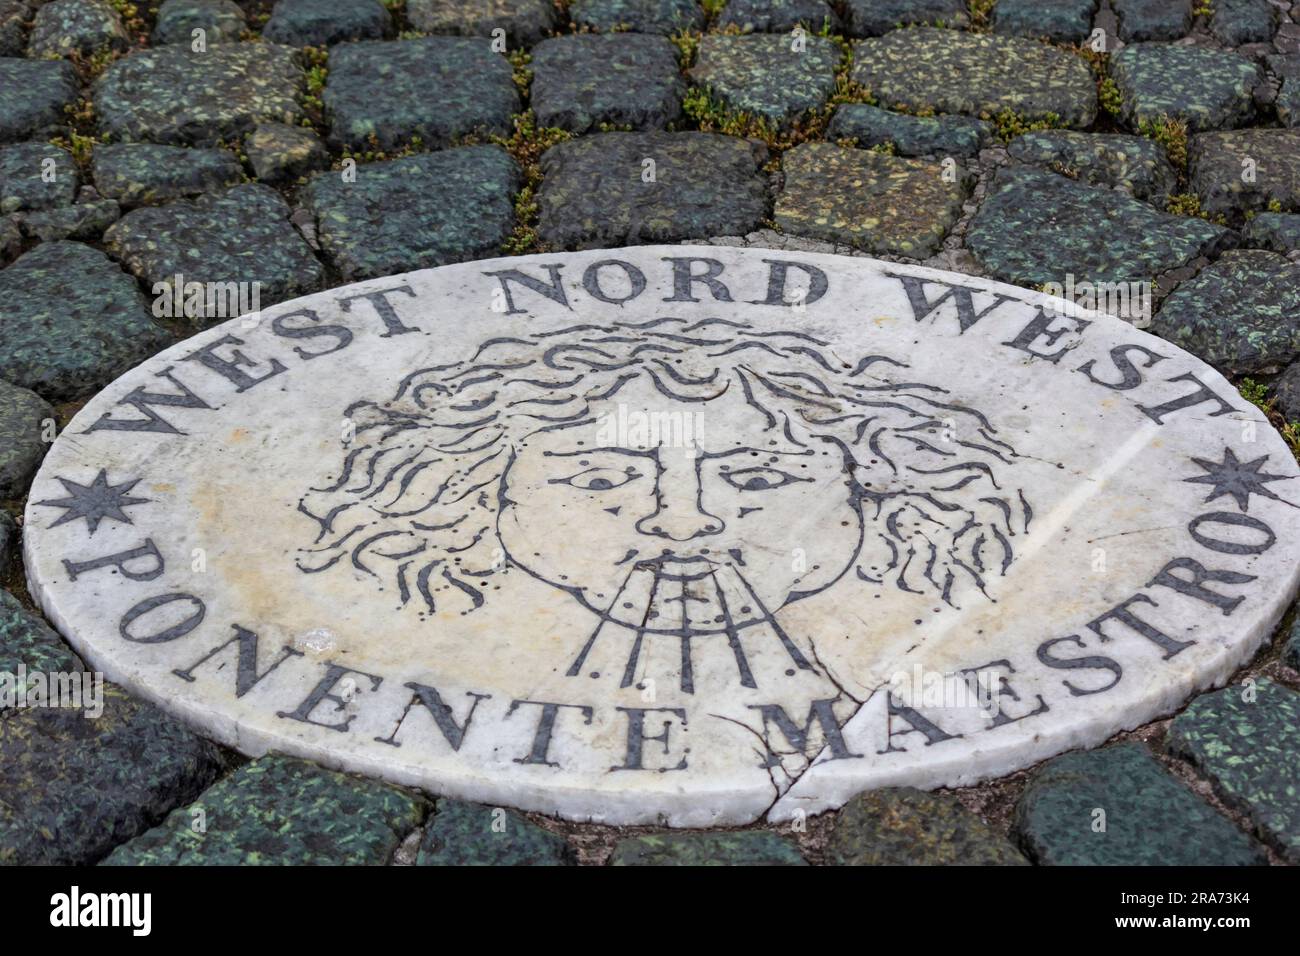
719, 0, 839, 33
0, 57, 79, 144
776, 142, 967, 256
18, 198, 119, 241
532, 33, 683, 133
1276, 360, 1300, 419
1006, 130, 1177, 202
27, 0, 127, 59
1013, 743, 1267, 866
0, 685, 225, 865
152, 0, 247, 45
323, 36, 518, 151
417, 799, 574, 865
609, 830, 805, 865
845, 0, 969, 37
301, 146, 519, 281
569, 0, 705, 35
0, 512, 14, 567
94, 42, 305, 147
828, 103, 991, 157
1286, 619, 1300, 670
92, 142, 243, 207
0, 1, 27, 57
993, 0, 1098, 44
537, 131, 769, 248
0, 377, 52, 499
0, 143, 78, 213
1279, 77, 1300, 126
246, 121, 329, 183
263, 0, 392, 48
104, 182, 324, 323
0, 212, 20, 264
1190, 128, 1300, 220
1110, 43, 1263, 132
1150, 248, 1300, 376
1212, 0, 1278, 46
1244, 211, 1300, 251
0, 240, 170, 401
1280, 21, 1300, 54
1113, 0, 1192, 42
828, 788, 1028, 865
968, 166, 1230, 286
852, 28, 1098, 127
104, 754, 427, 865
0, 589, 78, 679
407, 0, 558, 46
690, 33, 840, 126
1167, 679, 1300, 863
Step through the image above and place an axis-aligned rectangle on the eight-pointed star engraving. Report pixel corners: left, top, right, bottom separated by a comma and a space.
1184, 448, 1290, 512
35, 469, 150, 535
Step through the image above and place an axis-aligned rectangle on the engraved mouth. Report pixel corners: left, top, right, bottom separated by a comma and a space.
631, 553, 719, 580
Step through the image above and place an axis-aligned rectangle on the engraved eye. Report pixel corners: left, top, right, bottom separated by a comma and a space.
554, 467, 640, 491
722, 466, 802, 492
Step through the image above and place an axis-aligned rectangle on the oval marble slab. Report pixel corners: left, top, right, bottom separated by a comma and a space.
24, 246, 1300, 826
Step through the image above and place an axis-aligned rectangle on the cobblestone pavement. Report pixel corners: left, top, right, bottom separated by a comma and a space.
2, 0, 1300, 866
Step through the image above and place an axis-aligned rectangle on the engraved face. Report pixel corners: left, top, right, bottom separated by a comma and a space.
297, 316, 1029, 689
498, 379, 865, 630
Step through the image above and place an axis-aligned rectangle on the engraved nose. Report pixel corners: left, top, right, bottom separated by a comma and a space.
635, 506, 723, 541
636, 452, 723, 541
635, 490, 723, 541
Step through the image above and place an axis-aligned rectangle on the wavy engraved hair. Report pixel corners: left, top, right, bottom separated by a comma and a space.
296, 316, 1032, 614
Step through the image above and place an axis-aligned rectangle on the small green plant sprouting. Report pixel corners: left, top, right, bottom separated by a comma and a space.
968, 0, 996, 32
507, 49, 533, 97
1137, 115, 1188, 171
1238, 379, 1300, 460
670, 29, 701, 66
1098, 76, 1123, 117
1239, 378, 1269, 409
492, 112, 574, 255
1165, 192, 1226, 224
987, 109, 1064, 142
